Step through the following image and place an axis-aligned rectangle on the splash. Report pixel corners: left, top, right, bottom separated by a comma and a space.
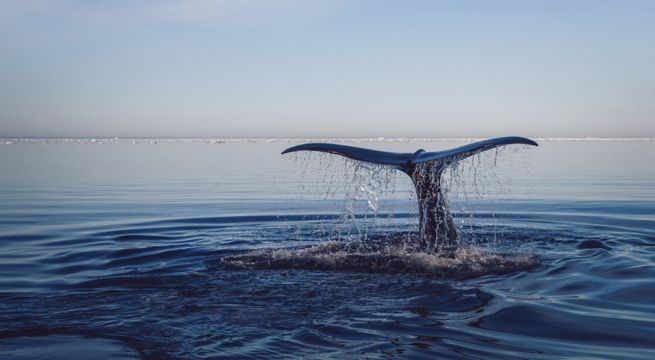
222, 143, 540, 277
221, 239, 539, 278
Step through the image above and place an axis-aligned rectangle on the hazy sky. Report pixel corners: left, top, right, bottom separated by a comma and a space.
1, 0, 654, 138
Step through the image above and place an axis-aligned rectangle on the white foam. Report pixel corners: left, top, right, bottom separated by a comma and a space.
221, 241, 539, 278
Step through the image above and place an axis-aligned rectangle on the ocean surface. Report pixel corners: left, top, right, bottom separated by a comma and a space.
0, 139, 654, 359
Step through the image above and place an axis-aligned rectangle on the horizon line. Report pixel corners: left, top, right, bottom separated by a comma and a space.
1, 136, 654, 144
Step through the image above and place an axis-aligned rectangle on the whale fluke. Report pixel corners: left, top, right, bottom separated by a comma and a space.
282, 136, 538, 253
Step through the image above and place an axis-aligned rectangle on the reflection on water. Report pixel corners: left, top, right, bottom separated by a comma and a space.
0, 140, 654, 359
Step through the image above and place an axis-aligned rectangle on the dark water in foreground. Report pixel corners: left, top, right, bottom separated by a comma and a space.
1, 139, 654, 359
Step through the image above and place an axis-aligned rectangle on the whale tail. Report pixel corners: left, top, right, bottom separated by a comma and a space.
282, 136, 538, 253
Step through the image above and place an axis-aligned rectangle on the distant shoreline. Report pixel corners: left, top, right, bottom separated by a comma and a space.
1, 137, 653, 145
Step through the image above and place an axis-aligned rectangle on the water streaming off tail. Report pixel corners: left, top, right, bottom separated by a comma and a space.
276, 151, 415, 244
443, 145, 535, 251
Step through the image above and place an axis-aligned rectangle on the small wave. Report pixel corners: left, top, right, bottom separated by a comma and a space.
221, 240, 539, 278
0, 335, 139, 360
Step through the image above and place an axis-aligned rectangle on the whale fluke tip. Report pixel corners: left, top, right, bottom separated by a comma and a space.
501, 136, 538, 147
523, 138, 539, 147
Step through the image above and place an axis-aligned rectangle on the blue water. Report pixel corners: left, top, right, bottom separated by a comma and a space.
1, 139, 654, 359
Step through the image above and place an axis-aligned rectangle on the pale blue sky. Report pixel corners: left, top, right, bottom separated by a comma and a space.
1, 0, 654, 138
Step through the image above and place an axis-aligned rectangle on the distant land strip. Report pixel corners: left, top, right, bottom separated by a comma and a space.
1, 137, 654, 145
